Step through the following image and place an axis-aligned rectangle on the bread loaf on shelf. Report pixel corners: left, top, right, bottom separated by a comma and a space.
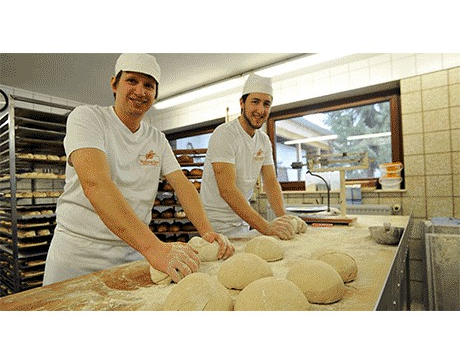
177, 155, 194, 164
189, 168, 203, 178
160, 208, 175, 218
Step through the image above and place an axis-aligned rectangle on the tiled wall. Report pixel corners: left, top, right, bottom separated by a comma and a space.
399, 66, 460, 306
0, 84, 83, 114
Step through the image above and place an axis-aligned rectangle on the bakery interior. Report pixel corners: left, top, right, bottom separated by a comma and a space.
0, 52, 459, 316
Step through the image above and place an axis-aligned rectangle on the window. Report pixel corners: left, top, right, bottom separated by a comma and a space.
268, 89, 402, 189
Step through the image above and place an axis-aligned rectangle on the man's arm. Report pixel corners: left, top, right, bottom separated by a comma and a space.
212, 162, 271, 234
261, 164, 287, 217
69, 148, 199, 281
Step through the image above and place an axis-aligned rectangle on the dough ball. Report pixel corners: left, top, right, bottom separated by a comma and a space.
245, 236, 284, 262
150, 265, 172, 285
286, 260, 345, 304
163, 272, 233, 311
188, 236, 219, 262
287, 215, 307, 234
312, 250, 358, 283
235, 277, 310, 311
217, 253, 273, 290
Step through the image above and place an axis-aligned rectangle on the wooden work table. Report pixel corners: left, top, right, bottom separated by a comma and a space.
0, 215, 411, 311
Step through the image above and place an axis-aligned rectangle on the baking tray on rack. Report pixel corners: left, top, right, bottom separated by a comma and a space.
15, 126, 65, 140
15, 116, 66, 132
14, 107, 68, 124
0, 246, 47, 263
0, 233, 52, 250
0, 273, 43, 292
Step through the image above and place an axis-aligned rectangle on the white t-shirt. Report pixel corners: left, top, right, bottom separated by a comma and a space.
200, 118, 274, 225
56, 105, 180, 245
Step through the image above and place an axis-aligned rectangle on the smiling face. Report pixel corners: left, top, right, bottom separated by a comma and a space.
111, 71, 158, 126
239, 92, 273, 136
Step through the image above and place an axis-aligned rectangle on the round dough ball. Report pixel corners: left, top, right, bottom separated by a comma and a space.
217, 253, 273, 290
286, 260, 346, 304
235, 277, 310, 311
313, 250, 358, 283
286, 215, 307, 234
188, 236, 219, 262
150, 265, 172, 285
293, 215, 308, 233
163, 272, 233, 311
245, 236, 284, 262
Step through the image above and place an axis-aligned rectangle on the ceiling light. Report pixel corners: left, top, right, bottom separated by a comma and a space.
155, 77, 246, 110
255, 53, 355, 78
155, 53, 356, 110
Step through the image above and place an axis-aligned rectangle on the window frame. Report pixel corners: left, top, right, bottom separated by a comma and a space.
267, 88, 402, 190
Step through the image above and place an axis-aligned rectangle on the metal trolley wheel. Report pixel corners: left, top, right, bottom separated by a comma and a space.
0, 89, 9, 112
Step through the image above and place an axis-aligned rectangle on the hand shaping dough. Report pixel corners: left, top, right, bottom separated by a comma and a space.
286, 260, 346, 304
287, 215, 308, 234
244, 236, 284, 262
235, 277, 310, 311
163, 272, 233, 311
150, 237, 219, 285
188, 236, 219, 262
312, 250, 358, 283
217, 253, 273, 290
150, 265, 173, 285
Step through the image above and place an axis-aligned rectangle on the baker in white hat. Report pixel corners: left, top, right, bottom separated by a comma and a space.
44, 53, 234, 286
200, 74, 306, 239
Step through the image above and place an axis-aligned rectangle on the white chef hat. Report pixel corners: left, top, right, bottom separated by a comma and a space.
242, 73, 273, 97
115, 53, 161, 83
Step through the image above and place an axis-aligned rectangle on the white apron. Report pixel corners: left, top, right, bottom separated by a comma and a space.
43, 226, 144, 286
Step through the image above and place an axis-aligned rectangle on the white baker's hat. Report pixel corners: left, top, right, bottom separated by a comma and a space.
242, 73, 273, 97
115, 53, 161, 83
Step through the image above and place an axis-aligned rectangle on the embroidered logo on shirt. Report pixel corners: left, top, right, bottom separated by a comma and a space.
139, 150, 160, 166
253, 149, 264, 161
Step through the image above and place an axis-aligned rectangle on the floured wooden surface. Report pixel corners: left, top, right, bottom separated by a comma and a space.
0, 215, 410, 311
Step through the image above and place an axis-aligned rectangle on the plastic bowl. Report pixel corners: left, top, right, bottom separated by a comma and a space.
379, 176, 402, 190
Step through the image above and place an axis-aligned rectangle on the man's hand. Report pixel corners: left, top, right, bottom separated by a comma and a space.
202, 232, 235, 260
151, 242, 201, 283
266, 215, 295, 240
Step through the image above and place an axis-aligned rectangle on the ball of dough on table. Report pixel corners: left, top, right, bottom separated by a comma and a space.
287, 215, 308, 234
312, 250, 358, 283
235, 277, 310, 311
217, 253, 273, 290
163, 272, 233, 311
244, 235, 283, 262
149, 265, 173, 285
188, 236, 219, 262
286, 260, 345, 304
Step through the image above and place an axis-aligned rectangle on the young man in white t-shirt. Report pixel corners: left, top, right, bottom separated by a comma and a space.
43, 54, 234, 285
200, 74, 305, 239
